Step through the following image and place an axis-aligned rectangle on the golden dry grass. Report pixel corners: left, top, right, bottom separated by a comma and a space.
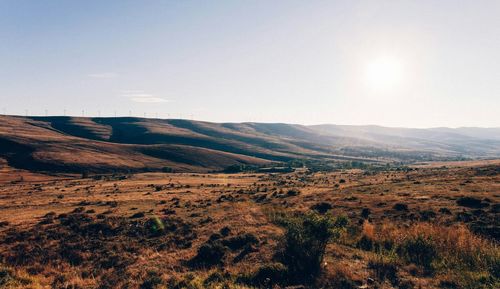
0, 160, 498, 288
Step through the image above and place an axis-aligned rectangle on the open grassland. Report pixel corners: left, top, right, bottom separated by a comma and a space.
0, 161, 498, 288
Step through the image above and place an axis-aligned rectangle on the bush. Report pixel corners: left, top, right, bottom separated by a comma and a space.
286, 189, 301, 196
393, 203, 409, 211
457, 197, 488, 208
311, 202, 333, 214
357, 235, 374, 251
130, 212, 145, 219
221, 233, 259, 251
275, 212, 348, 283
361, 208, 371, 219
219, 226, 231, 237
147, 217, 166, 236
368, 254, 399, 284
188, 241, 227, 268
398, 235, 436, 271
419, 210, 436, 221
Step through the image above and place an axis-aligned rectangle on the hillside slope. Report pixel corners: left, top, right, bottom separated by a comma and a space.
0, 115, 498, 173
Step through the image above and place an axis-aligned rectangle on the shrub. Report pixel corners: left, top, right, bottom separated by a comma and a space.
352, 222, 500, 288
275, 212, 348, 283
311, 202, 333, 214
419, 210, 436, 221
130, 212, 145, 219
457, 197, 488, 208
146, 217, 166, 236
361, 208, 371, 219
188, 241, 227, 268
368, 254, 399, 284
357, 235, 374, 251
221, 233, 259, 251
219, 226, 231, 236
398, 235, 437, 270
393, 203, 409, 211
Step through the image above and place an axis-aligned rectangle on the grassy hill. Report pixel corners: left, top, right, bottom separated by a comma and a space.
0, 115, 499, 173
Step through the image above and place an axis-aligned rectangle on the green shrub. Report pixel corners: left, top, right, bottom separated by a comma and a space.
275, 212, 348, 283
147, 217, 165, 236
398, 235, 437, 271
368, 253, 399, 284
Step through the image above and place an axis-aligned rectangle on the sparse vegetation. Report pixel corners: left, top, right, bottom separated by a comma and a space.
272, 211, 348, 284
0, 161, 498, 288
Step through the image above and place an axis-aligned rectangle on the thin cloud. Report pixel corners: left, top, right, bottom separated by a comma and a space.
88, 72, 119, 79
131, 96, 169, 103
121, 90, 169, 103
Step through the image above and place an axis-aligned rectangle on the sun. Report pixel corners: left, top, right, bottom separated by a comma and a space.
364, 56, 404, 92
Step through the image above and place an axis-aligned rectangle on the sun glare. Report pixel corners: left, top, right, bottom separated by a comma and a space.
364, 57, 404, 91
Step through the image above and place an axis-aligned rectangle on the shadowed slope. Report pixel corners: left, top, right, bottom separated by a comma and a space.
0, 115, 498, 174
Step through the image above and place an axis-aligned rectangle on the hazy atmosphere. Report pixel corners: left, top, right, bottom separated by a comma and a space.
1, 2, 500, 289
1, 0, 499, 127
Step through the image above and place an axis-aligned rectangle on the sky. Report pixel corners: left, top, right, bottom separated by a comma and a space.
1, 0, 499, 128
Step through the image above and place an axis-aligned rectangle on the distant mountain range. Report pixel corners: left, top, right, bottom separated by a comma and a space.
0, 115, 499, 173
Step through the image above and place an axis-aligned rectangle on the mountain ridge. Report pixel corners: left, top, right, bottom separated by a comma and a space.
0, 115, 498, 174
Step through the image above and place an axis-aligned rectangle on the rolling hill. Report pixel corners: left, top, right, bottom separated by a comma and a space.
0, 115, 498, 173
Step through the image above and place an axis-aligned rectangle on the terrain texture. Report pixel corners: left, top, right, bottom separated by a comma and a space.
1, 115, 499, 174
0, 160, 498, 288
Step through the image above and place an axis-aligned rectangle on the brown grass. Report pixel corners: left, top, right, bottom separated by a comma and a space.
0, 160, 498, 288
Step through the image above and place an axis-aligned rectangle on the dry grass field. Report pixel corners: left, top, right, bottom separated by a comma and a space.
0, 160, 498, 289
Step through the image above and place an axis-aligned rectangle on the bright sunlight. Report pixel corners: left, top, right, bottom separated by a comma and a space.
364, 56, 404, 92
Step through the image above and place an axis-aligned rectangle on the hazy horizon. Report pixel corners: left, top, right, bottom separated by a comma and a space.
1, 1, 499, 128
3, 114, 500, 130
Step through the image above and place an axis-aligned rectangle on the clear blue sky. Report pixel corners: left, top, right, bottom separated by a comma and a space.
1, 0, 499, 127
